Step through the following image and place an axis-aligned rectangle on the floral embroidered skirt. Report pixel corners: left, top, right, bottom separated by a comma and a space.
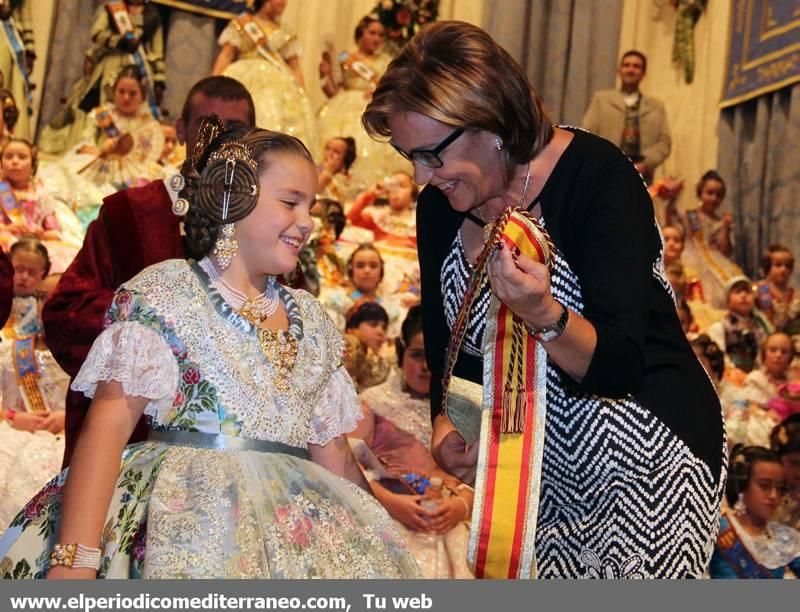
0, 443, 419, 579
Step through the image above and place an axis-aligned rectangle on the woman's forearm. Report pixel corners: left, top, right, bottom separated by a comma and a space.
523, 298, 597, 383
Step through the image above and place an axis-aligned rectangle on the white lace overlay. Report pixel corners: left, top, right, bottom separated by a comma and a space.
728, 515, 800, 570
307, 366, 362, 446
72, 322, 179, 421
114, 260, 352, 447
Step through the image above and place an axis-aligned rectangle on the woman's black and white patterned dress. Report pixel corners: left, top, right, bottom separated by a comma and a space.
422, 128, 726, 578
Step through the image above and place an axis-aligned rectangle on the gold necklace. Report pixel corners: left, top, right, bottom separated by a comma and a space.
257, 328, 298, 394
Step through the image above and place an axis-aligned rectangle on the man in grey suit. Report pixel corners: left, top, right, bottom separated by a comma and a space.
582, 50, 671, 185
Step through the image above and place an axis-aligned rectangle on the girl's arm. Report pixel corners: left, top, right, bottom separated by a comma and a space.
286, 56, 306, 89
212, 43, 238, 76
308, 433, 372, 494
717, 213, 734, 257
46, 381, 147, 579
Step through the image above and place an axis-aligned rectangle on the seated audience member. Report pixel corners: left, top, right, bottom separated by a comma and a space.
41, 76, 256, 468
350, 306, 473, 578
744, 332, 795, 407
679, 170, 744, 309
3, 238, 49, 339
323, 243, 400, 335
709, 445, 800, 579
708, 277, 773, 374
343, 300, 391, 392
317, 136, 362, 204
0, 139, 84, 273
756, 244, 800, 335
729, 332, 797, 448
771, 415, 800, 530
347, 172, 417, 248
0, 251, 69, 534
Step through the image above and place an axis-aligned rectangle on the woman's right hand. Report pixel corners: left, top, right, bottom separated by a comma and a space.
383, 492, 434, 531
47, 566, 97, 580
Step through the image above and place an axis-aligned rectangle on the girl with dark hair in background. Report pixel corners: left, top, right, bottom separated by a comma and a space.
709, 444, 800, 578
213, 0, 319, 155
318, 14, 408, 186
679, 170, 745, 309
350, 305, 474, 578
771, 415, 800, 530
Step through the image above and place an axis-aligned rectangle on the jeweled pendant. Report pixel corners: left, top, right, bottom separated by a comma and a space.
213, 224, 239, 270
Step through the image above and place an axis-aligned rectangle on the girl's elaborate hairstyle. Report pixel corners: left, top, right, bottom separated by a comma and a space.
725, 444, 782, 507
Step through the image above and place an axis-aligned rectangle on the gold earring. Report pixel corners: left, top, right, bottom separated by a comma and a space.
213, 224, 238, 270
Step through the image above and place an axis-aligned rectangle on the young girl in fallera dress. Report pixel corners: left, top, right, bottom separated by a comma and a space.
710, 445, 800, 578
0, 123, 418, 579
0, 240, 69, 535
0, 140, 84, 273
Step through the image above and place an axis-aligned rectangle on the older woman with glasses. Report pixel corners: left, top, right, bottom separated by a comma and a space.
363, 21, 725, 579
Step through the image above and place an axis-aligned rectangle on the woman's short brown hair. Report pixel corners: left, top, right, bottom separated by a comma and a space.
362, 21, 553, 182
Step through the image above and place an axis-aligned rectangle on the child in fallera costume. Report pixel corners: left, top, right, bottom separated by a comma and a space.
0, 241, 69, 535
679, 170, 744, 309
755, 244, 800, 336
350, 306, 474, 578
213, 0, 318, 155
39, 65, 165, 229
709, 444, 800, 579
0, 121, 418, 579
0, 139, 84, 273
343, 299, 392, 393
39, 0, 165, 155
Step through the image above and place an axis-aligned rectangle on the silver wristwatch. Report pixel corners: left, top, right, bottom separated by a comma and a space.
527, 302, 569, 342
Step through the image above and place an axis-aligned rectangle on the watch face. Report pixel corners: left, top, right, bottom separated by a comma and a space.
536, 328, 561, 342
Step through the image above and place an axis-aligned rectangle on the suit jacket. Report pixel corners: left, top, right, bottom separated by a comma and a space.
0, 248, 12, 328
43, 180, 184, 467
581, 89, 671, 178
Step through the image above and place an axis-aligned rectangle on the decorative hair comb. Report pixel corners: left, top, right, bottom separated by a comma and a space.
207, 141, 257, 171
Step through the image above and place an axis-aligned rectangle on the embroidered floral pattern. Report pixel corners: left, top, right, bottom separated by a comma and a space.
580, 549, 645, 579
105, 288, 226, 432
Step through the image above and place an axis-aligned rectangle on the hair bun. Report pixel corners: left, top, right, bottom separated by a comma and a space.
194, 149, 259, 224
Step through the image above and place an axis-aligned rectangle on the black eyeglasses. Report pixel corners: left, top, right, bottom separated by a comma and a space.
391, 128, 465, 169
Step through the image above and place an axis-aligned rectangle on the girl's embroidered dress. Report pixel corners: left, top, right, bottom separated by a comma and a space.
0, 259, 418, 579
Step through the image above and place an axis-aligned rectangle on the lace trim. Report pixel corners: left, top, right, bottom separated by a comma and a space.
307, 366, 361, 446
728, 514, 800, 569
72, 322, 179, 421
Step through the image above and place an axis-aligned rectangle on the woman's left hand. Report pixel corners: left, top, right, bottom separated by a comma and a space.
487, 243, 561, 329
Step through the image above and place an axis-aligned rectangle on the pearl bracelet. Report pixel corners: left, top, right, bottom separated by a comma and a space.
50, 543, 102, 570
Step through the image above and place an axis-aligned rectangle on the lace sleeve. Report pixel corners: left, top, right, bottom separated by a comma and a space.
72, 322, 179, 420
307, 365, 362, 446
218, 21, 245, 49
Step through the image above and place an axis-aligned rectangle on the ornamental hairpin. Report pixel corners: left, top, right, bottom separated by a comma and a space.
207, 141, 259, 221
